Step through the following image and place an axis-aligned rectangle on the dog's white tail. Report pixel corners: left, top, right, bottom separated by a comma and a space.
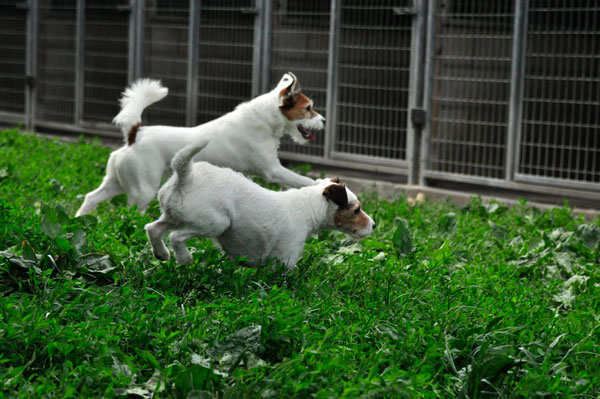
112, 79, 168, 145
171, 137, 212, 183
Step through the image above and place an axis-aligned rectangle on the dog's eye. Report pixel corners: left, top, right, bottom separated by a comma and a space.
305, 105, 311, 112
354, 207, 360, 215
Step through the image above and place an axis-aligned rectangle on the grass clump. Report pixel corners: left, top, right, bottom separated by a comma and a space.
1, 127, 599, 398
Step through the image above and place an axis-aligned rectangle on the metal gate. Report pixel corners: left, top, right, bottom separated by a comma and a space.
272, 0, 426, 180
421, 0, 600, 198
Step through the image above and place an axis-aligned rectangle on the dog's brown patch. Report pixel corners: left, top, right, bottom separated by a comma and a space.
333, 202, 371, 232
322, 183, 348, 209
330, 177, 340, 183
280, 93, 320, 121
127, 122, 141, 146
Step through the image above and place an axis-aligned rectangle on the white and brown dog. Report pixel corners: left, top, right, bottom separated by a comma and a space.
76, 72, 324, 216
144, 141, 376, 268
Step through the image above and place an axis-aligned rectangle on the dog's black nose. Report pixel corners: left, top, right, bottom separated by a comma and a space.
372, 223, 377, 230
322, 118, 326, 126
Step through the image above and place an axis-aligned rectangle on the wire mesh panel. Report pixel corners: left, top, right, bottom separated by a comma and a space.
519, 1, 600, 185
270, 0, 330, 157
334, 0, 413, 162
0, 1, 27, 117
36, 0, 77, 124
427, 0, 514, 179
195, 1, 255, 124
143, 0, 188, 126
82, 0, 129, 125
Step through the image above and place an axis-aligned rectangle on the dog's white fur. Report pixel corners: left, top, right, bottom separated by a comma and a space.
144, 141, 376, 268
76, 73, 325, 216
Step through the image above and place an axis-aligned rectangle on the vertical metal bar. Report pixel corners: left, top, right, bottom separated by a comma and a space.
406, 0, 427, 184
134, 0, 144, 79
127, 0, 136, 82
260, 0, 272, 92
25, 0, 39, 131
186, 0, 200, 126
324, 0, 340, 160
75, 0, 85, 125
506, 0, 528, 181
251, 0, 264, 97
419, 0, 437, 185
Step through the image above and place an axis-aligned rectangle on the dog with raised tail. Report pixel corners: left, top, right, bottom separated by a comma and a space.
144, 141, 376, 268
76, 72, 325, 216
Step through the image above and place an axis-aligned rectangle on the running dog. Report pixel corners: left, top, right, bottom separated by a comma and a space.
144, 141, 376, 268
76, 72, 325, 216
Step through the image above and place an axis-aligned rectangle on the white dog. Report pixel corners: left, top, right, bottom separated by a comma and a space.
144, 141, 376, 268
76, 72, 325, 216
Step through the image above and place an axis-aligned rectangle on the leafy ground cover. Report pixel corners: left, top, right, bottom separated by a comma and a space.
1, 127, 599, 398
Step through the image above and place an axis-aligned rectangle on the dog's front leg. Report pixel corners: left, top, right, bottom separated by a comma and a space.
264, 165, 316, 188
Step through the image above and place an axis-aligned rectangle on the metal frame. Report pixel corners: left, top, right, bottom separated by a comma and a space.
323, 0, 340, 163
419, 0, 438, 185
186, 0, 200, 127
506, 0, 528, 182
25, 0, 38, 131
251, 0, 264, 97
406, 0, 427, 184
74, 0, 85, 126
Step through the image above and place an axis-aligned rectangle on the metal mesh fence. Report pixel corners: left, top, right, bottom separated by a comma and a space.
83, 0, 129, 125
270, 0, 330, 157
36, 0, 77, 124
427, 0, 514, 179
334, 0, 412, 161
143, 0, 188, 126
519, 1, 600, 184
0, 1, 27, 117
195, 1, 255, 124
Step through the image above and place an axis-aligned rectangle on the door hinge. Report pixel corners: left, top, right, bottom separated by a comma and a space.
25, 75, 35, 89
411, 108, 426, 129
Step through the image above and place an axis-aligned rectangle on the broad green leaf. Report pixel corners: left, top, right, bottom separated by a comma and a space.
71, 228, 88, 257
392, 218, 413, 256
55, 237, 72, 253
576, 224, 600, 250
41, 205, 62, 239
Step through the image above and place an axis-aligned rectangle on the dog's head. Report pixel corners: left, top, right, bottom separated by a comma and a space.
276, 72, 326, 144
319, 178, 376, 239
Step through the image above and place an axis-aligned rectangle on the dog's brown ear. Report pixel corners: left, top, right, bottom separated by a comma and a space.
323, 183, 348, 209
279, 72, 301, 109
330, 177, 340, 183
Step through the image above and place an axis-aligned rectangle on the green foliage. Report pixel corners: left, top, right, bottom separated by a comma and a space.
1, 128, 600, 398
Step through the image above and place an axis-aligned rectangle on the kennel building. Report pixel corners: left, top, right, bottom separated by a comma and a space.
0, 0, 598, 201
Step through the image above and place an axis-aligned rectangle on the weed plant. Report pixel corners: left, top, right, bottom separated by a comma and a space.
1, 128, 599, 398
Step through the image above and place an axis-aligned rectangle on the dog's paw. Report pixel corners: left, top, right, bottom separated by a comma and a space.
154, 248, 171, 261
175, 252, 194, 265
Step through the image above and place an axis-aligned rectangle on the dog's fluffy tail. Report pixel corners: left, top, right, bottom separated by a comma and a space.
171, 137, 212, 183
112, 79, 168, 145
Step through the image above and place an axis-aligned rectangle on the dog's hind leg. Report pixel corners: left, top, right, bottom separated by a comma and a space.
169, 229, 199, 265
128, 186, 159, 213
76, 175, 124, 217
145, 217, 174, 261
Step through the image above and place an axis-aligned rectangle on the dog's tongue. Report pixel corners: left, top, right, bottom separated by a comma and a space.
299, 126, 315, 141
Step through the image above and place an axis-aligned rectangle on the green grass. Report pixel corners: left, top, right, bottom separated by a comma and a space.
1, 127, 599, 398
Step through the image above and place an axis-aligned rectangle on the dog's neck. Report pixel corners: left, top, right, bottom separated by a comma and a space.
285, 186, 334, 237
239, 91, 288, 137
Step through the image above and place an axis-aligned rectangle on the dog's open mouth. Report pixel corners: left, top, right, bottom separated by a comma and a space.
297, 125, 316, 142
